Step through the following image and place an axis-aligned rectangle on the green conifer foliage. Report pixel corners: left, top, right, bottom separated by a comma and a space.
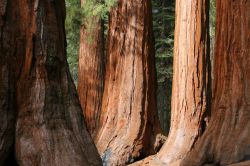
152, 0, 175, 133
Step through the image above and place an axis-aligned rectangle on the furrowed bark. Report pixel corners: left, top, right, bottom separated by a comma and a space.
180, 1, 250, 165
5, 0, 103, 165
130, 0, 211, 165
78, 0, 105, 138
156, 0, 211, 164
95, 0, 164, 165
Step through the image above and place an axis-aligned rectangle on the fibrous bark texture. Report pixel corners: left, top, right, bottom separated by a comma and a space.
129, 0, 211, 165
78, 0, 104, 138
95, 0, 164, 165
154, 0, 211, 165
228, 161, 250, 166
1, 0, 102, 165
0, 0, 17, 164
180, 1, 250, 165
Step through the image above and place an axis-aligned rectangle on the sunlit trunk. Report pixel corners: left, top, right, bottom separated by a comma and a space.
181, 1, 250, 165
95, 0, 164, 165
130, 0, 211, 165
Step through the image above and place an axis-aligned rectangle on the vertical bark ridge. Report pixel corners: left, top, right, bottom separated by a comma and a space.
95, 0, 163, 165
180, 1, 250, 165
5, 0, 103, 165
78, 0, 104, 138
156, 0, 211, 164
78, 13, 104, 138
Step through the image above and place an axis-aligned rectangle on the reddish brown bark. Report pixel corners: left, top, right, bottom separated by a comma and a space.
78, 0, 104, 138
130, 0, 211, 165
180, 1, 250, 165
228, 161, 250, 166
94, 0, 164, 165
157, 0, 211, 164
1, 0, 102, 165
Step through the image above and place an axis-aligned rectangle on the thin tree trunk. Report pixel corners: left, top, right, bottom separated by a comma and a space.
0, 0, 102, 165
95, 0, 164, 165
181, 1, 250, 165
78, 0, 105, 138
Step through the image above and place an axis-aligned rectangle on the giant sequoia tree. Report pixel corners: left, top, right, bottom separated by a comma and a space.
180, 0, 250, 165
157, 0, 211, 164
0, 0, 102, 165
94, 0, 164, 165
131, 0, 211, 165
78, 0, 105, 138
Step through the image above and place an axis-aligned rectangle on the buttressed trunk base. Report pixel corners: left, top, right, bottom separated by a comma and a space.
129, 0, 211, 165
0, 0, 102, 165
180, 1, 250, 165
95, 0, 164, 165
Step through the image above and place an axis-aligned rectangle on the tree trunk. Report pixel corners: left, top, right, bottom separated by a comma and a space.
180, 1, 250, 165
156, 0, 211, 164
0, 0, 18, 164
130, 0, 211, 165
78, 0, 105, 138
95, 0, 164, 165
0, 0, 102, 165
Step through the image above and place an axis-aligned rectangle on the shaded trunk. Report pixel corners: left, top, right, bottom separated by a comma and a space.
1, 0, 102, 165
0, 59, 16, 166
78, 0, 105, 138
0, 0, 18, 164
157, 0, 211, 164
95, 0, 164, 165
181, 1, 250, 165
